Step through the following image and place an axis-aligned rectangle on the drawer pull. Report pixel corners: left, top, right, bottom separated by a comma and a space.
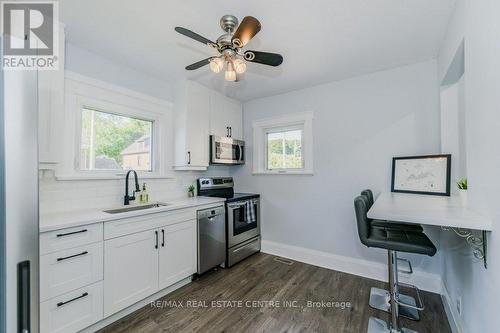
56, 292, 89, 307
56, 229, 88, 238
56, 251, 88, 262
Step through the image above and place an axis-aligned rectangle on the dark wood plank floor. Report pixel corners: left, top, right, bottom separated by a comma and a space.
98, 253, 451, 333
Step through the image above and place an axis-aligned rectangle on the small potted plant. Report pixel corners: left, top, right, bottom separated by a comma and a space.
187, 184, 195, 198
457, 178, 467, 206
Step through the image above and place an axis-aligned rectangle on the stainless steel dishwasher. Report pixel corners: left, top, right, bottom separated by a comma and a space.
197, 206, 226, 274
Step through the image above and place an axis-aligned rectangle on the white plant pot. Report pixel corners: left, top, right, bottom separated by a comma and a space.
458, 189, 468, 207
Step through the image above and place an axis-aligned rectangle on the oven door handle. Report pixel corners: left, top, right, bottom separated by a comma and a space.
228, 202, 247, 209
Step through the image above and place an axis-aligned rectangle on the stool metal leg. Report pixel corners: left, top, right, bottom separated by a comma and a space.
367, 251, 418, 333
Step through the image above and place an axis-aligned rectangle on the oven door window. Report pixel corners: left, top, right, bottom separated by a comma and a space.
216, 142, 241, 161
231, 202, 257, 236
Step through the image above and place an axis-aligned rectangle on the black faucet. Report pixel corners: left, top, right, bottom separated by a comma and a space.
124, 170, 140, 205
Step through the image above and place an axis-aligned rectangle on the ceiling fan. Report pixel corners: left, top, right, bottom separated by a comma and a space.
174, 15, 283, 82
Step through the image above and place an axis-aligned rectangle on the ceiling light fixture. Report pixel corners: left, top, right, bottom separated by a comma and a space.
224, 61, 236, 82
209, 57, 224, 73
233, 58, 246, 74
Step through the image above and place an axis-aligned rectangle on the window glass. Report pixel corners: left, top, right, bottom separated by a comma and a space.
80, 107, 153, 171
267, 129, 303, 170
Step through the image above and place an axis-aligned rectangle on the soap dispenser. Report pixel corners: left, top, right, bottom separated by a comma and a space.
139, 183, 149, 203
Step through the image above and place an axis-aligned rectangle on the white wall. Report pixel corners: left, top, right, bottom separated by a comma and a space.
235, 60, 443, 277
440, 77, 467, 187
65, 43, 174, 101
437, 1, 500, 332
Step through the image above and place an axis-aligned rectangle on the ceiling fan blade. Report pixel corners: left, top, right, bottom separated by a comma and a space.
185, 57, 213, 70
175, 27, 215, 47
244, 51, 283, 67
232, 16, 261, 48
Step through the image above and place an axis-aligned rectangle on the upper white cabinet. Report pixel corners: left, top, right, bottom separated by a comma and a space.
209, 92, 243, 140
173, 81, 210, 170
173, 80, 243, 171
39, 25, 65, 167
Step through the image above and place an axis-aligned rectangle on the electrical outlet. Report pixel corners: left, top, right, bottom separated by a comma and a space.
456, 296, 462, 316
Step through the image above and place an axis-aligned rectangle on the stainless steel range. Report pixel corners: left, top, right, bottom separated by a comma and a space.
197, 177, 260, 267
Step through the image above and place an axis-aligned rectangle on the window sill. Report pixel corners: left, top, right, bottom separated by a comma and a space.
55, 173, 175, 181
252, 170, 314, 176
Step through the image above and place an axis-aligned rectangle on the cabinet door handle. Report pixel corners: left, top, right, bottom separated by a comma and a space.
56, 229, 87, 237
226, 126, 229, 137
187, 151, 191, 165
229, 127, 232, 137
161, 229, 165, 247
56, 292, 89, 308
155, 230, 159, 249
57, 251, 88, 262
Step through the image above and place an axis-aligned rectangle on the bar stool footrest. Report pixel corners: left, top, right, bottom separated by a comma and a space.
368, 317, 419, 333
397, 257, 413, 274
369, 287, 420, 321
395, 282, 424, 311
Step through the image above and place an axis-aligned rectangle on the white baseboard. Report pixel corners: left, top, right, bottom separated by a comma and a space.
440, 280, 465, 333
80, 277, 192, 332
261, 240, 442, 293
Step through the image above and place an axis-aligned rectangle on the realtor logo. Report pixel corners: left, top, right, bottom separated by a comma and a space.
1, 1, 59, 69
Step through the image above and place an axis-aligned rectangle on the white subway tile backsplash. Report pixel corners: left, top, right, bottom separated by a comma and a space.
39, 168, 233, 214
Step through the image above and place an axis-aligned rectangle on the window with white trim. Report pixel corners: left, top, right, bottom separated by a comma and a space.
79, 107, 154, 171
57, 73, 172, 180
253, 112, 313, 175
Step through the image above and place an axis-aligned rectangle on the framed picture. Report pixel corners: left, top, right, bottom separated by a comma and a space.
391, 154, 451, 196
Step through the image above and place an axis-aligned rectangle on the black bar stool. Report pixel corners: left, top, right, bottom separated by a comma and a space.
354, 195, 437, 333
360, 189, 424, 320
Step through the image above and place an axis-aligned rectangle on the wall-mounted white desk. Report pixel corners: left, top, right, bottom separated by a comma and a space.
368, 192, 492, 267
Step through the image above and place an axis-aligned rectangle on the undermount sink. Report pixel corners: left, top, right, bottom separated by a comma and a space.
103, 203, 170, 214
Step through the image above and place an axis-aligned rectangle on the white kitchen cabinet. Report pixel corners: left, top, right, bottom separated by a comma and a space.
39, 25, 65, 167
40, 282, 103, 333
158, 220, 196, 289
103, 229, 159, 316
173, 80, 244, 170
173, 80, 210, 170
40, 242, 103, 301
209, 91, 243, 140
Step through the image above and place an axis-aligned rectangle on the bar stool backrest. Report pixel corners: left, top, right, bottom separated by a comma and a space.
360, 189, 374, 208
354, 195, 371, 246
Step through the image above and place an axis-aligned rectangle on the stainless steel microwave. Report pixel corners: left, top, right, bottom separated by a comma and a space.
210, 135, 245, 165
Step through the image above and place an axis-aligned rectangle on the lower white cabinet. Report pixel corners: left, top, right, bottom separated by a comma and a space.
41, 207, 206, 332
40, 242, 103, 301
40, 282, 103, 333
103, 229, 159, 316
158, 220, 196, 289
103, 219, 196, 316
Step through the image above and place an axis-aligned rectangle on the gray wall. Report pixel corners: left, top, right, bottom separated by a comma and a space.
234, 60, 442, 274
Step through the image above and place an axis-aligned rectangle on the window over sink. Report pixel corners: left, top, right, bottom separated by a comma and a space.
80, 107, 154, 171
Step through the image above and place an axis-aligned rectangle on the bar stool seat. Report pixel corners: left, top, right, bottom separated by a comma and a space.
367, 227, 436, 256
370, 219, 424, 233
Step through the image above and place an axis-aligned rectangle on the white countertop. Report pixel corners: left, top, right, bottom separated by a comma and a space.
40, 196, 226, 233
367, 192, 493, 231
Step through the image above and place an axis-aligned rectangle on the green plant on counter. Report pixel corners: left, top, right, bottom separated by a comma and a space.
457, 178, 468, 190
187, 184, 195, 193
